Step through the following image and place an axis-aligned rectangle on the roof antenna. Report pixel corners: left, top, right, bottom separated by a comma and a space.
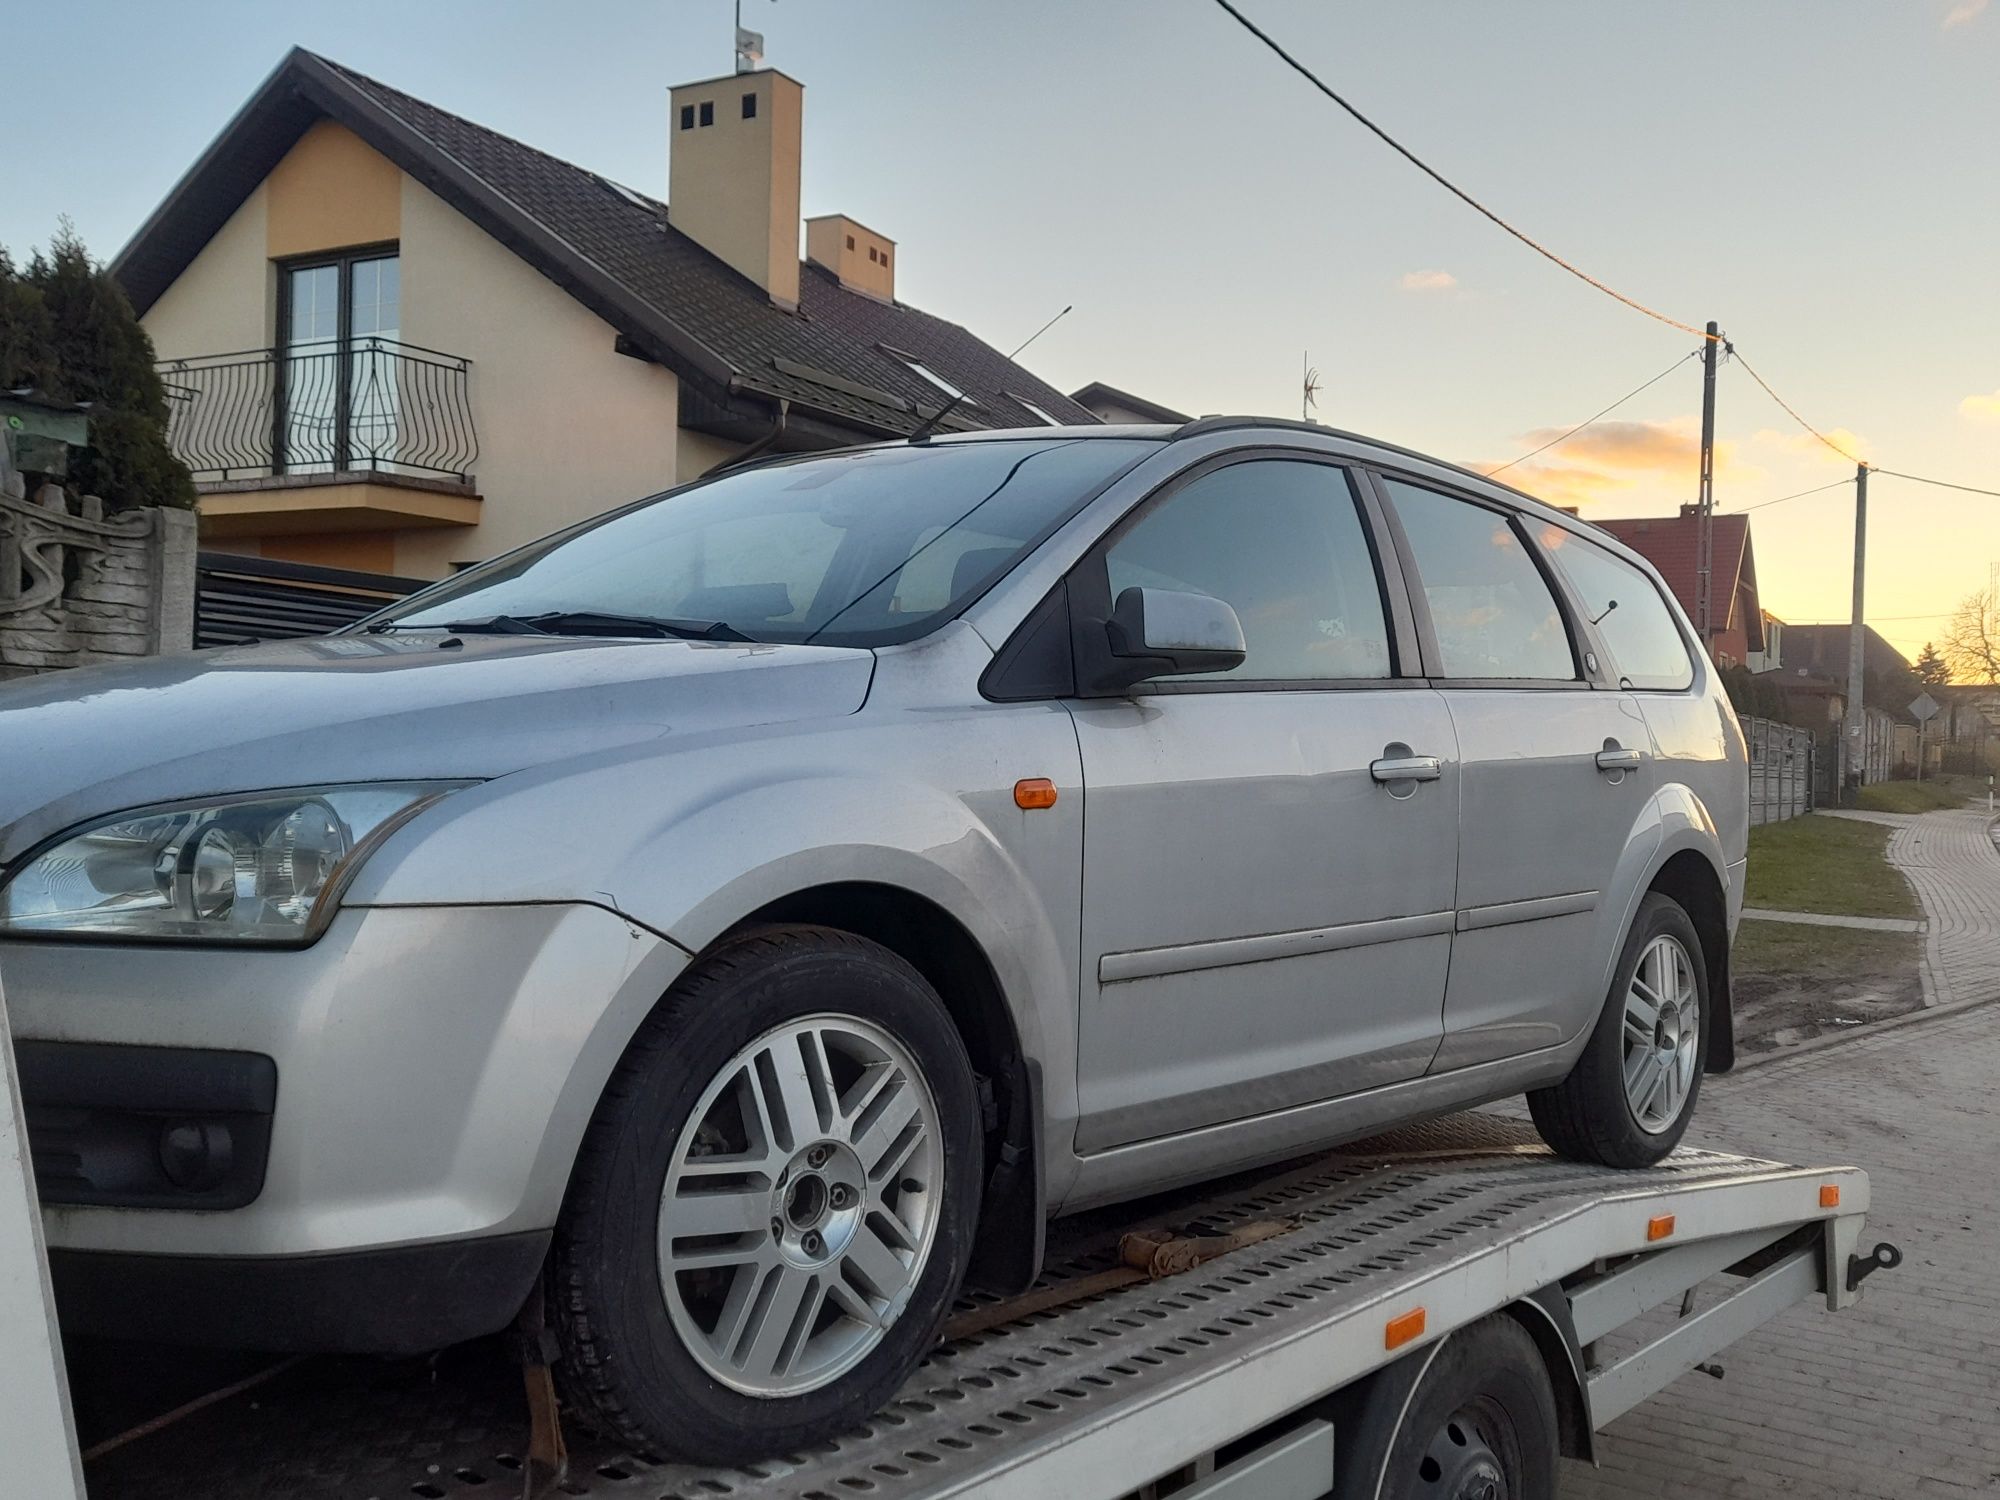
909, 304, 1072, 443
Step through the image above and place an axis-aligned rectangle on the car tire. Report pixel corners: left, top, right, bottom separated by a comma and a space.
1529, 893, 1709, 1168
1331, 1313, 1560, 1500
549, 925, 983, 1464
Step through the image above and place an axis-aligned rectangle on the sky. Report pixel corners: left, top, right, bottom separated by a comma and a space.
6, 0, 1997, 660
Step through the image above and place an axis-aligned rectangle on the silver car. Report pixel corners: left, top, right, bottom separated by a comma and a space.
0, 419, 1744, 1462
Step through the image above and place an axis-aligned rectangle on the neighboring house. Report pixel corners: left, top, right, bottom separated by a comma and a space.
1748, 668, 1901, 784
1744, 610, 1784, 674
1592, 508, 1762, 668
1772, 622, 1913, 688
1070, 382, 1191, 426
1933, 682, 2000, 771
114, 49, 1096, 580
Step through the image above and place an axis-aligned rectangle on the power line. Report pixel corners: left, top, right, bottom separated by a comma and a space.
1209, 1, 1998, 510
1484, 350, 1700, 477
1727, 478, 1853, 514
1207, 0, 1719, 342
1869, 468, 2000, 501
1725, 348, 1865, 465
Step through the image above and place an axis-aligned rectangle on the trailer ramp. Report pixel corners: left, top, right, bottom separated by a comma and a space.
81, 1115, 1868, 1500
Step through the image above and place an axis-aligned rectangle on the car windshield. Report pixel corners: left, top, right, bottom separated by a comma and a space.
376, 438, 1156, 646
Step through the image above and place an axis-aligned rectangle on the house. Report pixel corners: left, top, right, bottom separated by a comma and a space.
1772, 622, 1913, 688
1744, 609, 1785, 674
113, 49, 1097, 580
1070, 382, 1191, 426
1591, 507, 1763, 668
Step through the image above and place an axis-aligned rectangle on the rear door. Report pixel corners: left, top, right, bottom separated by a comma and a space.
1069, 456, 1460, 1153
1372, 475, 1656, 1073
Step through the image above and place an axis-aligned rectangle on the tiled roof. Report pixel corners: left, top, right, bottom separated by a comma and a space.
1595, 511, 1760, 647
115, 49, 1097, 440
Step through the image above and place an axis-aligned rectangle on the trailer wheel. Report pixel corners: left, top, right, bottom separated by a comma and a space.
1332, 1314, 1559, 1500
1529, 892, 1709, 1168
549, 926, 983, 1465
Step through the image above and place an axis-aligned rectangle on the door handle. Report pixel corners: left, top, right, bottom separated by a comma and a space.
1371, 754, 1443, 784
1595, 746, 1645, 773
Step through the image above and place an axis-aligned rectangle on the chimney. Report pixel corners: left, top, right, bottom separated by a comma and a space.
806, 214, 896, 302
668, 69, 803, 308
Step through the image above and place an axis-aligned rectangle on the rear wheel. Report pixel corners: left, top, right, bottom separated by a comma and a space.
1530, 893, 1708, 1167
1332, 1314, 1560, 1500
550, 926, 982, 1464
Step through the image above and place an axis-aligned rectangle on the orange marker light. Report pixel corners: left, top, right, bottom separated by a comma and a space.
1647, 1214, 1676, 1242
1014, 778, 1059, 810
1820, 1184, 1841, 1209
1384, 1308, 1427, 1350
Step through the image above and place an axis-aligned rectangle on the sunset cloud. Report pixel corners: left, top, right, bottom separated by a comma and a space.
1945, 0, 1988, 28
1398, 269, 1457, 292
1958, 389, 2000, 422
1751, 426, 1871, 466
1473, 417, 1742, 510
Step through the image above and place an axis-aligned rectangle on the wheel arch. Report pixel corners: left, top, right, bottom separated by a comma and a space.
1646, 846, 1735, 1073
718, 882, 1046, 1294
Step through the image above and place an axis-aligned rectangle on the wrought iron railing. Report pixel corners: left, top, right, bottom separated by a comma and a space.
158, 337, 478, 483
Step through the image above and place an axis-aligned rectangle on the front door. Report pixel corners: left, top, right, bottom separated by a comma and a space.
1373, 476, 1656, 1073
1070, 458, 1460, 1154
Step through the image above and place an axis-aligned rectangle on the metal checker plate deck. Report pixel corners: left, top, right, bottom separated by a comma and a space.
83, 1116, 1825, 1500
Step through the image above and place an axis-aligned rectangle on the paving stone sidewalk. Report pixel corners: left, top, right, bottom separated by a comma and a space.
1824, 807, 2000, 1007
1562, 997, 2000, 1498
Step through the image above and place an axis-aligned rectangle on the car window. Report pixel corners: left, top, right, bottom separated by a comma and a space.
379, 438, 1158, 646
1538, 525, 1695, 690
1382, 479, 1577, 682
1103, 460, 1392, 682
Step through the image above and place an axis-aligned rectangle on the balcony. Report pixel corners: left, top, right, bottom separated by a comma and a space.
158, 338, 480, 537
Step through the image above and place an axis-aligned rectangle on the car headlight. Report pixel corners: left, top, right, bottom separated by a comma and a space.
0, 783, 468, 944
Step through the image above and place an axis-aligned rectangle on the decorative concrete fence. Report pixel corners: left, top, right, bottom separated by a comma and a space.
0, 452, 196, 681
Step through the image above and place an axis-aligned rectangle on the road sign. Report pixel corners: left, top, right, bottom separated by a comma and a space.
1910, 692, 1941, 724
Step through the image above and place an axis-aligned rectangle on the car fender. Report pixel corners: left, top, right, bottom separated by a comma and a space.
347, 711, 1086, 1197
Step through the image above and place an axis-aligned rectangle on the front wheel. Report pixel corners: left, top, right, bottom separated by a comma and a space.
1529, 892, 1709, 1167
550, 926, 983, 1464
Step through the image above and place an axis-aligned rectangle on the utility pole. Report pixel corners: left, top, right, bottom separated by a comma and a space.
1843, 463, 1869, 799
1694, 321, 1720, 647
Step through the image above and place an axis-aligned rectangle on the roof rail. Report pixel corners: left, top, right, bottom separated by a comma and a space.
1167, 414, 1550, 511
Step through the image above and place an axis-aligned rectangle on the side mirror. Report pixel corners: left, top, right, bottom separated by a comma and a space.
1103, 586, 1247, 685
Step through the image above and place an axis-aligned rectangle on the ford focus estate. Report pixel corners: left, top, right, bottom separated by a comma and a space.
0, 418, 1745, 1461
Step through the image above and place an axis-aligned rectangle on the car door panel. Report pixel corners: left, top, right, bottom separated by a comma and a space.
1071, 690, 1459, 1151
1371, 474, 1656, 1075
1065, 456, 1459, 1155
1428, 688, 1657, 1071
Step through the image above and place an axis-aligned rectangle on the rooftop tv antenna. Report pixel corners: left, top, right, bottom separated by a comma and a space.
1302, 353, 1321, 422
734, 0, 768, 72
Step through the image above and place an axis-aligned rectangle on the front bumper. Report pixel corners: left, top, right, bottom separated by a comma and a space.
47, 1231, 553, 1353
2, 901, 687, 1261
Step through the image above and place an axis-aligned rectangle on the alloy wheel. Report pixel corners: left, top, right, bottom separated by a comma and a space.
1622, 933, 1700, 1135
658, 1014, 944, 1396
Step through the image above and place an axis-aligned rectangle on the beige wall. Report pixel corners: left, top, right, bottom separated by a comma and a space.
144, 183, 272, 364
140, 125, 694, 581
393, 176, 684, 576
677, 427, 739, 483
267, 121, 400, 259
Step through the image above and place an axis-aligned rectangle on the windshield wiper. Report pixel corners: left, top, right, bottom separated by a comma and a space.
518, 610, 757, 642
370, 611, 757, 641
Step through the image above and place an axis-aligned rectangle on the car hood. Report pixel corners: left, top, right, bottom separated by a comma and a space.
0, 632, 875, 864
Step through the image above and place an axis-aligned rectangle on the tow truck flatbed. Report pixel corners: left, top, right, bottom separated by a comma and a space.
77, 1114, 1887, 1500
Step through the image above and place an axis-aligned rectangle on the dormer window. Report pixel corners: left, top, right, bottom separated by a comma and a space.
884, 347, 977, 409
1011, 394, 1060, 425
